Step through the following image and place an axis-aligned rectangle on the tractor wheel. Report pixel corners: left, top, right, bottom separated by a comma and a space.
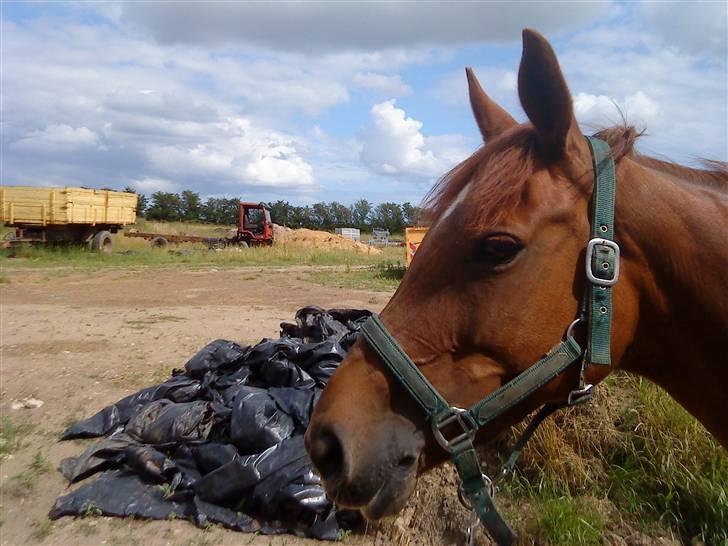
91, 231, 113, 253
151, 236, 169, 248
238, 241, 249, 249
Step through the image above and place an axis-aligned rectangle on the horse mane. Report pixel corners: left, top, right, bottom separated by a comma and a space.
425, 125, 727, 225
595, 126, 728, 190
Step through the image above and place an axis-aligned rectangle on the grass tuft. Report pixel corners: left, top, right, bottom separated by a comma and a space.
0, 417, 34, 458
532, 496, 604, 546
495, 373, 728, 544
307, 262, 406, 291
8, 451, 54, 497
606, 378, 728, 544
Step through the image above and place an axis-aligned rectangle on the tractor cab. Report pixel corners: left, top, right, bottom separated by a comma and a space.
237, 202, 274, 246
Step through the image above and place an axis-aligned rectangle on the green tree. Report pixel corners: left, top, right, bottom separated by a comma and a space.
267, 200, 293, 226
402, 202, 424, 226
372, 202, 404, 233
180, 190, 202, 222
328, 201, 353, 227
145, 191, 182, 221
221, 198, 240, 225
290, 205, 311, 228
351, 199, 372, 230
123, 186, 147, 217
311, 202, 333, 229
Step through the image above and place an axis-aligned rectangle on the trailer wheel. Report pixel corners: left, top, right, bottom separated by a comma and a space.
151, 236, 169, 248
91, 231, 113, 253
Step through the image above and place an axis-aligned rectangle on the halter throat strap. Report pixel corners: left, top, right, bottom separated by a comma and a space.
359, 136, 617, 546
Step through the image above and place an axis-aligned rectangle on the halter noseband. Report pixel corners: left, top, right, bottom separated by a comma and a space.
360, 136, 618, 546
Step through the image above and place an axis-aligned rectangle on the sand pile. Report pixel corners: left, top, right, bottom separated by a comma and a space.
274, 225, 382, 254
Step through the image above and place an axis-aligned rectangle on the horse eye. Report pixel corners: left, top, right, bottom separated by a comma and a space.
475, 235, 524, 267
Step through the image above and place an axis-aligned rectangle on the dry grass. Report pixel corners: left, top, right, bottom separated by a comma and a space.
496, 373, 727, 544
370, 373, 726, 545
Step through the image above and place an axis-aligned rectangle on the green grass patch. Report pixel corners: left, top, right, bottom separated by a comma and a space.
306, 263, 406, 292
0, 239, 404, 270
532, 496, 604, 546
498, 375, 728, 543
0, 416, 34, 457
606, 378, 728, 544
7, 451, 53, 497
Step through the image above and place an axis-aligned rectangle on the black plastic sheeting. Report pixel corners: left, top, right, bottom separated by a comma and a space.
51, 306, 370, 540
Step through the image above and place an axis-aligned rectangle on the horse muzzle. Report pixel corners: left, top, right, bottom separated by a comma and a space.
305, 414, 424, 519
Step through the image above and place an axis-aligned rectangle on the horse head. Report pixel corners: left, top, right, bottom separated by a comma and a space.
305, 29, 644, 520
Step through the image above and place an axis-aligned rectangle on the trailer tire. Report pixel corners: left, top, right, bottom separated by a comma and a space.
151, 236, 169, 248
91, 231, 113, 253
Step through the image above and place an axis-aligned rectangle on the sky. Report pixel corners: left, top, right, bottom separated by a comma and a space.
1, 1, 726, 206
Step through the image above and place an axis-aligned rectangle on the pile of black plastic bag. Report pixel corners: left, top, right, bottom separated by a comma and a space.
50, 306, 370, 540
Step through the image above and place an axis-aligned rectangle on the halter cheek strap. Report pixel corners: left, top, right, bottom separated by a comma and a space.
360, 136, 618, 546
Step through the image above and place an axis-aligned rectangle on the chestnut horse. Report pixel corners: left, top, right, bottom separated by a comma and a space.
306, 28, 727, 535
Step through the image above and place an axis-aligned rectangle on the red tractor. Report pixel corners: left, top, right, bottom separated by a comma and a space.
235, 202, 274, 247
125, 202, 275, 248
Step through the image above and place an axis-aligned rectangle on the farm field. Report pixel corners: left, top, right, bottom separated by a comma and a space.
0, 220, 404, 271
0, 245, 726, 545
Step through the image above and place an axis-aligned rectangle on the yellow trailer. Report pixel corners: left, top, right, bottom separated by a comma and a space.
0, 186, 138, 252
405, 226, 429, 266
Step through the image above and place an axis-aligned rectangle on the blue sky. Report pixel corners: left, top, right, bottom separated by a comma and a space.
1, 1, 726, 205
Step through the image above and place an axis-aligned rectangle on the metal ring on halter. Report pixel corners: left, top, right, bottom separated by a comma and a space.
566, 317, 583, 339
457, 474, 494, 510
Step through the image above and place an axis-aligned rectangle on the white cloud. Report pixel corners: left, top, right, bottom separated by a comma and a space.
142, 117, 315, 188
130, 177, 178, 193
641, 0, 727, 57
574, 91, 661, 129
352, 72, 412, 96
246, 155, 314, 186
2, 1, 724, 206
11, 124, 99, 152
560, 22, 727, 162
358, 100, 471, 178
120, 1, 611, 51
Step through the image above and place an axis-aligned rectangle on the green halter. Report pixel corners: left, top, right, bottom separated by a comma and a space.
360, 136, 618, 545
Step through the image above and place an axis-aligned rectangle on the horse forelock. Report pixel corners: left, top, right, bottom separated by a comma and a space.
424, 126, 537, 231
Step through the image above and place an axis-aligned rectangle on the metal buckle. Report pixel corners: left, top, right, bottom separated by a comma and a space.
432, 407, 477, 452
567, 383, 594, 405
586, 238, 620, 287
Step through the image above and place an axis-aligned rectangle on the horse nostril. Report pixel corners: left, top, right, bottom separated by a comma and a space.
396, 453, 418, 470
308, 426, 345, 482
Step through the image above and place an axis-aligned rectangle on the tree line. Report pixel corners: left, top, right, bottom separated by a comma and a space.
125, 188, 425, 233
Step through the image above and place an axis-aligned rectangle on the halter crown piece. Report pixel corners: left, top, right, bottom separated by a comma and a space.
360, 136, 618, 545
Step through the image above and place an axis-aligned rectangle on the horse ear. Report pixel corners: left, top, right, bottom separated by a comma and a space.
518, 29, 580, 159
466, 67, 517, 143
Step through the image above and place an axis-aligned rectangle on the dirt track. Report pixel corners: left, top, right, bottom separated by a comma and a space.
0, 266, 392, 546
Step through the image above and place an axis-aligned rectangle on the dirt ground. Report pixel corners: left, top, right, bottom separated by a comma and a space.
0, 266, 403, 546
